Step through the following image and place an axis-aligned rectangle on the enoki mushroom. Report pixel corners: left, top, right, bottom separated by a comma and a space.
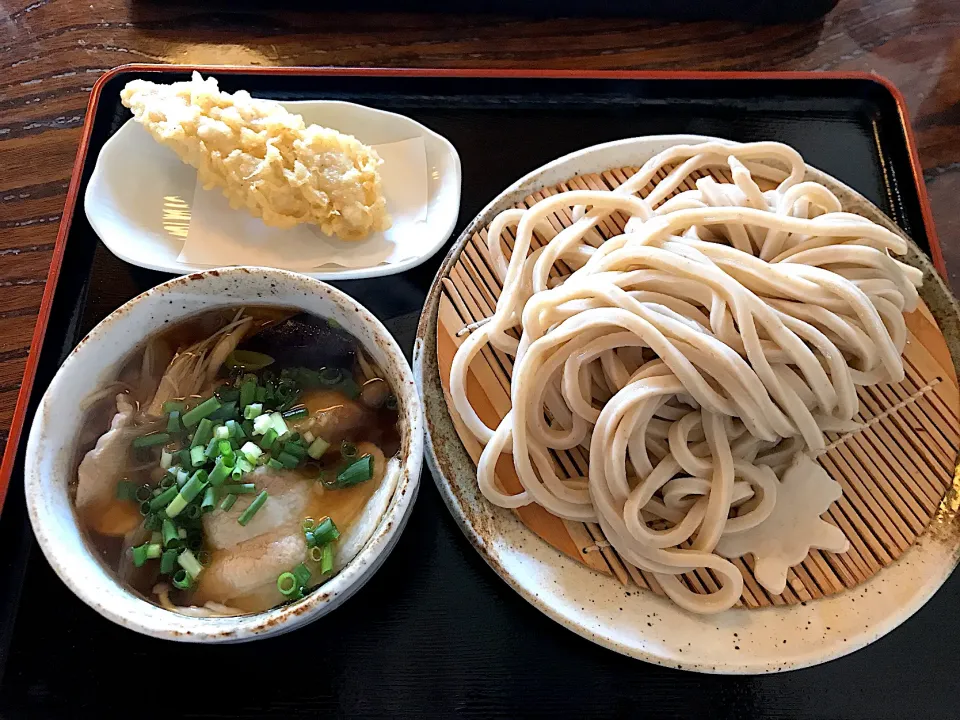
449, 141, 922, 614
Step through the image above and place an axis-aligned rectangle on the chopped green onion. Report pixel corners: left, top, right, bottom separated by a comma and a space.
172, 569, 193, 590
257, 428, 278, 450
162, 519, 180, 548
301, 517, 315, 533
160, 548, 178, 575
177, 548, 204, 579
187, 534, 203, 551
292, 562, 311, 587
226, 349, 275, 372
282, 406, 308, 421
160, 448, 173, 470
176, 468, 189, 486
283, 442, 307, 459
307, 437, 330, 460
184, 504, 201, 521
255, 386, 267, 403
196, 550, 211, 566
208, 457, 231, 487
240, 379, 257, 409
220, 493, 238, 511
226, 419, 243, 439
201, 486, 217, 513
276, 451, 300, 470
221, 483, 256, 495
115, 480, 136, 501
178, 448, 193, 468
243, 402, 264, 420
385, 394, 398, 411
178, 528, 188, 539
203, 437, 219, 459
135, 484, 153, 503
189, 445, 206, 468
309, 545, 324, 563
143, 511, 163, 530
302, 430, 315, 445
145, 543, 162, 560
321, 543, 333, 574
277, 572, 298, 596
162, 401, 185, 414
160, 473, 177, 490
312, 517, 340, 545
214, 424, 230, 441
240, 441, 263, 464
191, 417, 214, 448
237, 490, 268, 526
216, 385, 240, 403
340, 441, 358, 460
217, 439, 233, 457
252, 414, 272, 435
269, 412, 289, 436
132, 544, 148, 567
181, 396, 222, 428
149, 485, 179, 511
165, 470, 207, 518
267, 458, 284, 470
166, 411, 181, 433
235, 457, 254, 473
330, 454, 373, 488
133, 432, 170, 449
208, 401, 237, 423
319, 367, 342, 386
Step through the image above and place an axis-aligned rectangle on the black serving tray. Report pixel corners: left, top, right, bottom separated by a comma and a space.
0, 67, 951, 718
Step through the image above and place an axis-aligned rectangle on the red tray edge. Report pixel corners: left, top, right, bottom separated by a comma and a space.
0, 65, 942, 516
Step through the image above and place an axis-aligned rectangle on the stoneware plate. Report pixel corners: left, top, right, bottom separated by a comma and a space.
412, 135, 960, 673
84, 100, 461, 280
26, 266, 424, 642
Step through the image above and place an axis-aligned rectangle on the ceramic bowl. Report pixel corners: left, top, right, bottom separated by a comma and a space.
25, 266, 423, 642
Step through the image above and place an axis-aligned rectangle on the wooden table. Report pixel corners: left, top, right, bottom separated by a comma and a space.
1, 1, 958, 455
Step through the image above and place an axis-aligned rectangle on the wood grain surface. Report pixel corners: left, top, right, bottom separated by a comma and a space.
0, 0, 958, 462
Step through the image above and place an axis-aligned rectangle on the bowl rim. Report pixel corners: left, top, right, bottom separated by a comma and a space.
25, 266, 424, 642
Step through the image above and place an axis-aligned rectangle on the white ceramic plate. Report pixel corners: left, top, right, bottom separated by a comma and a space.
413, 134, 960, 673
84, 101, 461, 280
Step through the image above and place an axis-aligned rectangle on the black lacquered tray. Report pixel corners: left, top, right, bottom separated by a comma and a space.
0, 67, 951, 718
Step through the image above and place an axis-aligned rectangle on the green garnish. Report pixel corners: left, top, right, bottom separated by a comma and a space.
133, 432, 170, 449
181, 396, 222, 428
277, 572, 298, 596
237, 491, 268, 526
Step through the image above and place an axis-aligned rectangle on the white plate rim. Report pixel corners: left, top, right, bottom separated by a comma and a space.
83, 100, 462, 281
413, 133, 960, 674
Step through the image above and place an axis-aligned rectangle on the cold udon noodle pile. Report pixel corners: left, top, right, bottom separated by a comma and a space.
449, 141, 923, 614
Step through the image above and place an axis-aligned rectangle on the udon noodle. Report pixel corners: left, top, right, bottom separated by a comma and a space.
449, 141, 923, 614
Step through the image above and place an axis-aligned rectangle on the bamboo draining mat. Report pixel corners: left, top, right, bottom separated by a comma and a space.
435, 164, 960, 609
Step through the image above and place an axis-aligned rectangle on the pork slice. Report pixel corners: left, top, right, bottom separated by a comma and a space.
194, 529, 306, 605
76, 394, 141, 536
203, 466, 311, 550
